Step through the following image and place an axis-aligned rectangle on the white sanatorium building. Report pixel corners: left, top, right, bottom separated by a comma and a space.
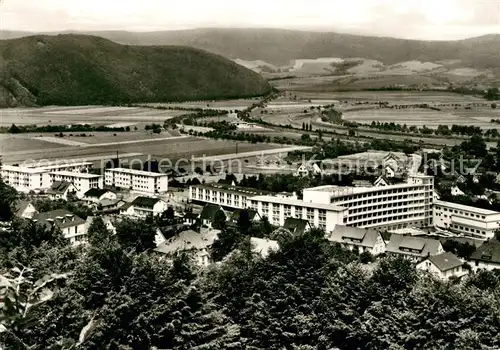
302, 174, 435, 231
1, 162, 96, 194
433, 200, 500, 240
189, 174, 500, 239
104, 168, 168, 194
49, 171, 102, 198
190, 174, 434, 233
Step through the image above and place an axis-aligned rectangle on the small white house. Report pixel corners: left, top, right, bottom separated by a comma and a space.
294, 162, 323, 177
82, 188, 117, 205
154, 229, 219, 267
46, 181, 78, 201
14, 200, 38, 219
469, 239, 500, 271
327, 225, 386, 255
417, 252, 467, 280
121, 196, 169, 218
32, 209, 87, 246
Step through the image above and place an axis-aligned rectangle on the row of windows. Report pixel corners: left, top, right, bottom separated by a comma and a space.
349, 200, 424, 214
449, 224, 486, 235
357, 216, 426, 228
337, 186, 429, 202
435, 206, 487, 219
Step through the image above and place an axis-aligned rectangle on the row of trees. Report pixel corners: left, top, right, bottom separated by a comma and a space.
5, 124, 134, 134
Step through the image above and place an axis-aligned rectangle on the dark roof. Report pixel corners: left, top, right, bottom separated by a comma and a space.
218, 178, 235, 186
374, 175, 396, 186
283, 218, 310, 235
200, 204, 223, 221
131, 196, 162, 209
84, 188, 113, 198
328, 225, 383, 248
230, 209, 259, 222
426, 252, 463, 272
386, 235, 442, 258
32, 209, 85, 229
184, 212, 199, 220
47, 181, 73, 195
470, 239, 500, 264
120, 202, 133, 211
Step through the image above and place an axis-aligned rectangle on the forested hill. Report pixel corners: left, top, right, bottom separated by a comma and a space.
0, 34, 271, 107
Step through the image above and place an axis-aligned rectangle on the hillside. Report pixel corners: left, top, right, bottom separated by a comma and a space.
13, 28, 498, 69
0, 34, 271, 107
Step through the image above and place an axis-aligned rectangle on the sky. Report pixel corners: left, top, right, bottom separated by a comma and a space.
1, 0, 500, 40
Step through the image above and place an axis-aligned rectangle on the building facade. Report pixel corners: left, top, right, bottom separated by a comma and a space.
1, 162, 94, 193
49, 172, 102, 198
105, 168, 168, 194
248, 195, 348, 232
433, 200, 500, 240
303, 175, 434, 231
189, 184, 276, 210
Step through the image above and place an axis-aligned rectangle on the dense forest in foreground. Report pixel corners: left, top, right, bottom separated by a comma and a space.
1, 178, 500, 349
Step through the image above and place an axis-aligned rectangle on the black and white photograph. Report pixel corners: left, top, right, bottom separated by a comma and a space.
1, 0, 500, 349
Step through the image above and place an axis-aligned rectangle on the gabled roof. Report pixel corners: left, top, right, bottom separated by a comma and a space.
386, 235, 442, 258
131, 196, 162, 209
426, 252, 463, 272
15, 200, 36, 217
230, 209, 259, 222
200, 204, 223, 221
154, 229, 219, 254
470, 239, 500, 264
47, 181, 73, 195
374, 175, 394, 187
84, 188, 113, 198
32, 209, 85, 229
328, 225, 383, 248
283, 218, 310, 235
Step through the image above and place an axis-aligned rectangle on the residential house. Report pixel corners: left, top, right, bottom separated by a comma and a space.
373, 175, 396, 187
122, 196, 169, 218
200, 204, 225, 228
229, 209, 261, 225
283, 218, 312, 235
14, 200, 38, 219
294, 162, 323, 177
416, 252, 467, 280
469, 239, 500, 271
154, 229, 219, 267
85, 216, 117, 235
99, 199, 126, 213
32, 209, 87, 246
83, 188, 117, 205
46, 181, 77, 201
183, 212, 199, 226
385, 235, 444, 262
250, 237, 279, 258
327, 225, 386, 255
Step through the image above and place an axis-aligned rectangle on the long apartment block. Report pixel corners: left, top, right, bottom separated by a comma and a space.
189, 175, 442, 234
104, 168, 168, 194
1, 162, 96, 194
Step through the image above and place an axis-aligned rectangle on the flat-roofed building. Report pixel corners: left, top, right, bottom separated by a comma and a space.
1, 165, 51, 192
189, 184, 281, 210
1, 162, 94, 193
49, 171, 102, 198
303, 174, 434, 231
433, 200, 500, 240
105, 168, 168, 194
248, 195, 348, 232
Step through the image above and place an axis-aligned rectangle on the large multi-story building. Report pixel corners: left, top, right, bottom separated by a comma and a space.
189, 184, 277, 210
105, 168, 168, 194
303, 174, 434, 231
49, 171, 102, 198
1, 162, 94, 193
248, 195, 347, 232
433, 200, 500, 240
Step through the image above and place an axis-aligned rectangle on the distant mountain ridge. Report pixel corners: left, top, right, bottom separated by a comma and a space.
0, 34, 271, 107
2, 28, 500, 69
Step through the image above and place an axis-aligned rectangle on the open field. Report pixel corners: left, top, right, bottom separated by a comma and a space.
142, 99, 257, 111
289, 91, 483, 103
342, 109, 500, 128
0, 106, 186, 127
0, 134, 71, 153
